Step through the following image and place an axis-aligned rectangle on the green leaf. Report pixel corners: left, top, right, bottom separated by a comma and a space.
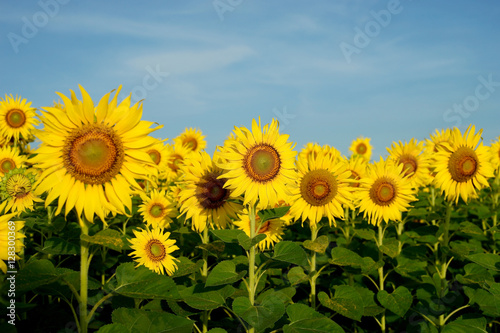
110, 307, 193, 333
211, 229, 246, 243
379, 238, 400, 258
272, 241, 308, 266
36, 237, 79, 255
360, 256, 383, 274
318, 286, 364, 321
465, 253, 500, 271
395, 256, 427, 279
257, 206, 290, 223
180, 284, 234, 311
287, 266, 309, 285
283, 303, 345, 333
207, 329, 227, 333
442, 317, 487, 333
170, 257, 204, 278
456, 263, 495, 287
303, 235, 329, 254
205, 260, 246, 287
96, 324, 129, 333
197, 240, 225, 257
16, 259, 61, 293
465, 282, 500, 317
459, 222, 485, 236
81, 228, 128, 251
354, 229, 375, 241
354, 286, 384, 317
112, 262, 180, 300
329, 247, 363, 267
377, 286, 412, 317
237, 233, 267, 250
232, 293, 286, 332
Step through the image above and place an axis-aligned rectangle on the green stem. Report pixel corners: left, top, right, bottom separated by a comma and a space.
378, 223, 386, 333
79, 216, 91, 333
200, 226, 210, 333
309, 223, 319, 309
248, 205, 257, 333
438, 201, 453, 327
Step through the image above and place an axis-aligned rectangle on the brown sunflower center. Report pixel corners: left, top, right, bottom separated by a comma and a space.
356, 143, 367, 155
349, 170, 361, 188
244, 144, 281, 183
370, 177, 397, 206
5, 109, 26, 128
63, 124, 124, 185
0, 158, 16, 174
168, 154, 183, 172
300, 169, 338, 206
148, 149, 161, 165
184, 138, 198, 151
258, 221, 270, 234
196, 171, 229, 209
399, 154, 418, 177
149, 204, 165, 218
146, 239, 166, 262
448, 147, 478, 182
6, 174, 32, 199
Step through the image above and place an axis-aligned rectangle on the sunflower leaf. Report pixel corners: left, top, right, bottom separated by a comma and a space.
303, 235, 330, 254
257, 206, 290, 223
238, 233, 267, 250
205, 260, 247, 287
272, 241, 308, 266
318, 286, 364, 321
376, 286, 412, 318
211, 229, 246, 243
108, 307, 193, 333
283, 303, 345, 333
465, 253, 500, 271
81, 229, 128, 251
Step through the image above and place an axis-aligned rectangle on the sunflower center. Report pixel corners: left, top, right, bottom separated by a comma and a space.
244, 144, 281, 182
149, 204, 165, 218
168, 154, 183, 172
370, 178, 397, 206
258, 221, 270, 234
184, 138, 198, 151
300, 169, 338, 206
5, 109, 27, 128
356, 143, 367, 155
6, 174, 32, 199
196, 171, 229, 209
399, 155, 418, 177
63, 124, 124, 185
448, 146, 479, 182
0, 158, 16, 174
147, 239, 166, 261
148, 149, 161, 165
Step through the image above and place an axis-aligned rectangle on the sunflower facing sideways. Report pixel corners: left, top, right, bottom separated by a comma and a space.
233, 207, 285, 251
0, 94, 39, 143
433, 125, 494, 203
31, 86, 162, 222
490, 136, 500, 172
0, 168, 42, 214
387, 139, 432, 189
138, 189, 177, 229
216, 118, 297, 208
129, 226, 179, 275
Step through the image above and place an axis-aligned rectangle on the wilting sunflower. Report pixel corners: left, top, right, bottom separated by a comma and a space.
387, 139, 432, 189
138, 189, 177, 229
233, 208, 284, 250
216, 118, 297, 208
0, 146, 26, 177
0, 94, 39, 143
490, 136, 500, 171
357, 158, 416, 225
433, 125, 494, 203
31, 86, 161, 222
178, 151, 242, 233
288, 149, 354, 226
0, 168, 42, 214
0, 212, 25, 274
129, 226, 179, 275
174, 127, 206, 153
349, 137, 372, 162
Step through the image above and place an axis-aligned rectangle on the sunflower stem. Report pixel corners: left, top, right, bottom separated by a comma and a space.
377, 222, 386, 333
248, 204, 257, 333
438, 200, 453, 328
79, 216, 91, 333
200, 226, 209, 333
309, 223, 319, 309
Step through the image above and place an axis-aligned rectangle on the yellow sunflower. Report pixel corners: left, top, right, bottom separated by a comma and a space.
0, 146, 26, 177
288, 149, 354, 227
345, 155, 368, 190
0, 94, 39, 143
31, 86, 161, 223
129, 226, 179, 275
425, 128, 452, 155
164, 143, 193, 181
357, 158, 417, 225
433, 125, 494, 203
0, 212, 25, 274
216, 118, 297, 208
233, 208, 284, 251
349, 137, 372, 162
490, 136, 500, 172
387, 139, 432, 189
174, 127, 206, 153
178, 151, 242, 233
0, 168, 42, 214
138, 189, 177, 229
144, 139, 170, 175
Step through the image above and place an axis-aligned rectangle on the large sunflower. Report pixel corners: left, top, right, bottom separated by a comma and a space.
387, 139, 432, 189
174, 127, 206, 154
216, 118, 297, 208
0, 146, 26, 177
0, 94, 39, 143
0, 212, 25, 274
288, 149, 353, 227
349, 137, 372, 162
178, 151, 242, 233
433, 125, 494, 203
138, 189, 177, 229
233, 208, 284, 251
0, 168, 42, 214
31, 86, 161, 222
129, 226, 179, 275
357, 158, 416, 225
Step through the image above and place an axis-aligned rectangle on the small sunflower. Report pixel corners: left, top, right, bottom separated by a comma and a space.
349, 137, 372, 162
164, 143, 193, 181
174, 127, 206, 154
233, 208, 284, 251
145, 139, 170, 173
288, 149, 354, 227
129, 226, 179, 275
345, 155, 368, 190
433, 125, 494, 203
0, 168, 42, 213
0, 146, 26, 177
0, 212, 25, 274
387, 139, 432, 189
216, 118, 297, 208
138, 189, 177, 229
178, 151, 242, 233
0, 94, 39, 143
425, 128, 452, 155
490, 136, 500, 171
357, 158, 417, 225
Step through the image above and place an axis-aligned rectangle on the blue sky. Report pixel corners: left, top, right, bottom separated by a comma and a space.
1, 0, 500, 158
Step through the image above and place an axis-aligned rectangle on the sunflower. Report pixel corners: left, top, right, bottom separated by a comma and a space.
129, 226, 179, 275
138, 189, 177, 229
490, 136, 500, 172
387, 139, 432, 189
0, 146, 26, 177
425, 128, 452, 155
345, 155, 368, 190
357, 158, 417, 225
216, 118, 297, 208
0, 168, 42, 214
349, 137, 372, 162
433, 125, 494, 203
145, 139, 170, 173
164, 143, 193, 181
178, 151, 242, 233
233, 208, 284, 251
174, 127, 206, 154
0, 95, 39, 143
31, 86, 161, 223
288, 149, 354, 227
0, 212, 25, 274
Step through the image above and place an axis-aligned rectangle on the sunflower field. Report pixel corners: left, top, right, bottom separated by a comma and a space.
1, 86, 500, 333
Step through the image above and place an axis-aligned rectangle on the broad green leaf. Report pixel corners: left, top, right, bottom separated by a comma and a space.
197, 240, 225, 257
232, 293, 286, 332
272, 241, 308, 266
208, 329, 227, 333
459, 222, 485, 236
16, 259, 62, 293
237, 233, 267, 250
354, 286, 384, 317
360, 256, 383, 274
318, 286, 364, 321
81, 228, 128, 251
96, 324, 128, 333
395, 256, 427, 278
329, 247, 363, 267
205, 260, 246, 287
465, 253, 500, 271
303, 235, 329, 254
287, 266, 309, 285
283, 303, 345, 333
456, 263, 495, 286
170, 257, 204, 278
354, 229, 375, 241
465, 282, 500, 317
180, 284, 234, 311
36, 237, 79, 255
211, 229, 246, 243
377, 286, 412, 317
379, 238, 400, 258
111, 307, 193, 333
257, 206, 290, 223
442, 316, 487, 333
